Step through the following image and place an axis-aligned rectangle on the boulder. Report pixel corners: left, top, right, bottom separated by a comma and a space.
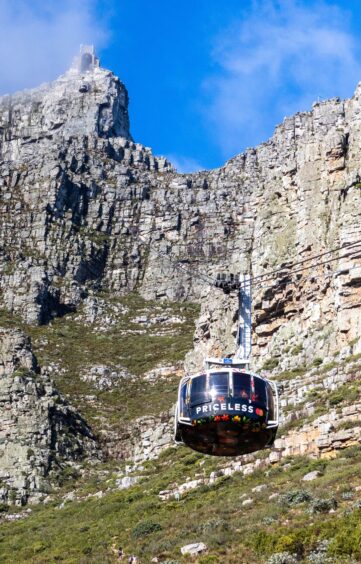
181, 542, 207, 556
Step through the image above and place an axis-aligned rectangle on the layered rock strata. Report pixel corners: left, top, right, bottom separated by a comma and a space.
0, 328, 98, 504
1, 56, 361, 368
1, 50, 361, 496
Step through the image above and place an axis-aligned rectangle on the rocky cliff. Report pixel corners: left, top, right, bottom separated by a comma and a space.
1, 50, 361, 506
0, 328, 98, 505
1, 55, 361, 368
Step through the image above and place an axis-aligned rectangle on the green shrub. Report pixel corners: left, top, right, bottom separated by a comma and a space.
303, 458, 327, 474
312, 358, 323, 367
317, 361, 338, 374
329, 393, 343, 406
345, 352, 361, 363
343, 445, 361, 459
56, 465, 81, 487
307, 389, 322, 400
199, 557, 219, 564
31, 541, 49, 554
275, 535, 302, 554
131, 520, 162, 539
291, 344, 303, 356
337, 419, 361, 430
327, 510, 361, 559
279, 489, 312, 506
328, 382, 360, 405
275, 366, 308, 380
309, 497, 337, 514
263, 357, 279, 370
182, 453, 202, 466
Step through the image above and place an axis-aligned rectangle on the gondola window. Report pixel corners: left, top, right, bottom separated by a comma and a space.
190, 374, 208, 406
253, 376, 267, 404
180, 382, 189, 418
209, 372, 229, 400
233, 372, 251, 400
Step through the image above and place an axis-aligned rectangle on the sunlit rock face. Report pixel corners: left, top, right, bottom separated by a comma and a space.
1, 47, 361, 502
0, 328, 99, 505
0, 54, 132, 143
0, 49, 360, 366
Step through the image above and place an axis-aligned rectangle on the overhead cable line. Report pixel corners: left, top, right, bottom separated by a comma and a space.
254, 262, 361, 294
252, 239, 361, 283
251, 245, 361, 287
140, 231, 361, 296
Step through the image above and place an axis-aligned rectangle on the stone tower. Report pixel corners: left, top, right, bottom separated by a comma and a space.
73, 45, 100, 73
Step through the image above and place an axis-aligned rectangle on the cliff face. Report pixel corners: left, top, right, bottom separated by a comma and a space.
1, 53, 361, 503
0, 49, 361, 562
0, 328, 98, 505
0, 60, 360, 370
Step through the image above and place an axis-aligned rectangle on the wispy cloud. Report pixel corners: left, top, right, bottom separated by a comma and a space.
166, 154, 206, 174
0, 0, 110, 94
204, 0, 361, 158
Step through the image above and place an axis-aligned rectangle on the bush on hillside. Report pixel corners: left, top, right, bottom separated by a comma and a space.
131, 520, 162, 539
309, 497, 337, 514
279, 489, 312, 506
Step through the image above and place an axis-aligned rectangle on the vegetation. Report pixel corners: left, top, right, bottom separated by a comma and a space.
1, 292, 361, 562
0, 293, 200, 435
274, 365, 308, 380
290, 344, 303, 356
262, 357, 279, 370
0, 447, 361, 562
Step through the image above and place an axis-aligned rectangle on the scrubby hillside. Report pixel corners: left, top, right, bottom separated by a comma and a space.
1, 49, 361, 563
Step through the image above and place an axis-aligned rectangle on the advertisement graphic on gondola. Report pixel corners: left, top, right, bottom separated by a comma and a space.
190, 399, 266, 426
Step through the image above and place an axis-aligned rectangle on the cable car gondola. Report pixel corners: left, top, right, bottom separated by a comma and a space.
174, 357, 279, 456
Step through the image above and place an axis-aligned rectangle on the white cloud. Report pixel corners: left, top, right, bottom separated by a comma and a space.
166, 154, 206, 173
0, 0, 110, 94
204, 0, 361, 157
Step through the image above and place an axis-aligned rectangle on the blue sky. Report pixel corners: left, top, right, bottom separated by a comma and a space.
1, 1, 361, 171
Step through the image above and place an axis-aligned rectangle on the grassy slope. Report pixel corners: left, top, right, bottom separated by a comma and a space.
0, 294, 200, 435
1, 295, 361, 562
0, 446, 360, 563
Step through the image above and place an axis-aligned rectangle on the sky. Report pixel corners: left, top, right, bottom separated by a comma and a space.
1, 0, 361, 171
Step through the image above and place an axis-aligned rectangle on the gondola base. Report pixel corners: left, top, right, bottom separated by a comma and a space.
178, 420, 277, 457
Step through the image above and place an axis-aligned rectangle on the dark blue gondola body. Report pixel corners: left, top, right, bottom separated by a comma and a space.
175, 369, 278, 456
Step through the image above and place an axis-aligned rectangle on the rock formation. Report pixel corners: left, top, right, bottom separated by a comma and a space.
1, 46, 361, 502
0, 328, 98, 505
0, 49, 360, 370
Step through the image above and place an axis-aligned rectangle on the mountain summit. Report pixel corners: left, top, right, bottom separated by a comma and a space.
0, 45, 132, 143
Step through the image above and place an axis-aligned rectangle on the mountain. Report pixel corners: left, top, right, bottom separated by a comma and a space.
0, 47, 360, 563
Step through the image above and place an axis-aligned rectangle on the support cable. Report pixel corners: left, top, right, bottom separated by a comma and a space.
251, 245, 361, 287
251, 238, 361, 283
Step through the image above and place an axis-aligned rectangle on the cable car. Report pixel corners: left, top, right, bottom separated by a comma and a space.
174, 358, 279, 457
79, 83, 90, 93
